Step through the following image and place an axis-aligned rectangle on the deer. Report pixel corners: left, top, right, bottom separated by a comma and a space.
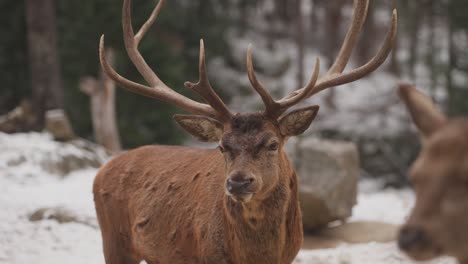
397, 84, 468, 264
93, 0, 397, 263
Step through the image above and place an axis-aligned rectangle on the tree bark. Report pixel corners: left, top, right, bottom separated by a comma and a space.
324, 0, 346, 110
427, 0, 437, 98
356, 1, 377, 65
445, 7, 456, 115
25, 0, 64, 130
80, 49, 121, 153
295, 0, 305, 88
408, 0, 423, 79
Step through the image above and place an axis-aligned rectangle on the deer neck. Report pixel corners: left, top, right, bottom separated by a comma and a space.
222, 157, 300, 262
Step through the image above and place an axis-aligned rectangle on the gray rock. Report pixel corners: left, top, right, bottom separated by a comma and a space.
287, 137, 359, 230
45, 109, 76, 141
39, 139, 108, 176
0, 133, 108, 178
29, 207, 97, 228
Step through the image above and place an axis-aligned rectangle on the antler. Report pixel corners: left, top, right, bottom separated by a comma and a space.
247, 46, 320, 118
248, 0, 398, 118
99, 0, 231, 121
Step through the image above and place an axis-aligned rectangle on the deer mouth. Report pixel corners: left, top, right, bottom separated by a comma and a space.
398, 226, 444, 261
401, 241, 443, 261
225, 191, 255, 203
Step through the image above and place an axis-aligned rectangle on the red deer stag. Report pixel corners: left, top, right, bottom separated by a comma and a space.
398, 84, 468, 264
94, 0, 397, 263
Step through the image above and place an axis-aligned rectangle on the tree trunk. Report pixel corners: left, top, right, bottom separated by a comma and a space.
25, 0, 64, 130
275, 0, 292, 24
295, 0, 305, 88
427, 0, 437, 98
324, 0, 346, 110
309, 0, 321, 45
356, 1, 377, 65
80, 49, 121, 153
445, 7, 456, 115
408, 0, 423, 79
238, 0, 248, 36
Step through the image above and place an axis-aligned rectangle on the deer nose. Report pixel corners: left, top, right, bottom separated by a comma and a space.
398, 226, 426, 251
226, 173, 255, 195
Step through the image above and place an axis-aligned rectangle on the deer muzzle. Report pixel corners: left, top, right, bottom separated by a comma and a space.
225, 172, 256, 202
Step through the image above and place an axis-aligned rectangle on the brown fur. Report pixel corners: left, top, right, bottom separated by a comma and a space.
398, 84, 468, 264
93, 113, 308, 264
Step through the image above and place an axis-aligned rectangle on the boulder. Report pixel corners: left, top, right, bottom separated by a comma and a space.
29, 207, 97, 228
0, 132, 108, 178
287, 137, 359, 230
45, 109, 75, 141
38, 139, 105, 176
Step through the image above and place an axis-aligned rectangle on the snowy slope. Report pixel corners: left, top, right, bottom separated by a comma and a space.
0, 133, 456, 264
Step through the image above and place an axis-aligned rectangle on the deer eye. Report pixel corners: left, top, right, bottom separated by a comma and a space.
268, 142, 279, 151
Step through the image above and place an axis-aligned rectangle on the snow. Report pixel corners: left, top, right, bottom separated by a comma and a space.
0, 133, 457, 264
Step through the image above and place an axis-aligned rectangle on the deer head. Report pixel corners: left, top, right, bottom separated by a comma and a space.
99, 0, 397, 203
398, 84, 468, 263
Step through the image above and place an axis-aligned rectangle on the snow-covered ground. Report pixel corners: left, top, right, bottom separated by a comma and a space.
0, 133, 457, 264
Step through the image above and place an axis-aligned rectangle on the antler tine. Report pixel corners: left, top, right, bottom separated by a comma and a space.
122, 0, 160, 86
246, 45, 279, 114
134, 0, 165, 46
328, 0, 369, 75
275, 58, 320, 114
185, 40, 232, 121
247, 46, 320, 118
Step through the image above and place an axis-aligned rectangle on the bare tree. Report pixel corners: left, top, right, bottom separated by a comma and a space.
356, 1, 377, 65
295, 0, 305, 88
323, 0, 346, 109
445, 7, 456, 115
309, 0, 320, 45
427, 0, 437, 97
408, 0, 423, 79
80, 49, 121, 153
25, 0, 64, 130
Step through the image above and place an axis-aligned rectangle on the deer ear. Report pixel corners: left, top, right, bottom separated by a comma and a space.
398, 84, 447, 138
279, 105, 319, 137
174, 115, 223, 142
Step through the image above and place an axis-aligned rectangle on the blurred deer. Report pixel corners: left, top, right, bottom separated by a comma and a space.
93, 0, 397, 263
398, 84, 468, 264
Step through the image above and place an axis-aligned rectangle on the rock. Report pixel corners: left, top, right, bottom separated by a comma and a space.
29, 207, 97, 228
45, 109, 76, 141
287, 137, 359, 230
29, 207, 78, 224
0, 99, 37, 133
38, 139, 107, 176
0, 132, 108, 178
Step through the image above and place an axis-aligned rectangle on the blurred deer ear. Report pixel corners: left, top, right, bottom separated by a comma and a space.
174, 115, 223, 142
398, 84, 447, 138
279, 105, 319, 137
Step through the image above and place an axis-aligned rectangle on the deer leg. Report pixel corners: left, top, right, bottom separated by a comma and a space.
95, 193, 140, 264
102, 239, 139, 264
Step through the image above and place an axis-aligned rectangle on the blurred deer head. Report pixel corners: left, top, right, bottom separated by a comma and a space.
398, 84, 468, 263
